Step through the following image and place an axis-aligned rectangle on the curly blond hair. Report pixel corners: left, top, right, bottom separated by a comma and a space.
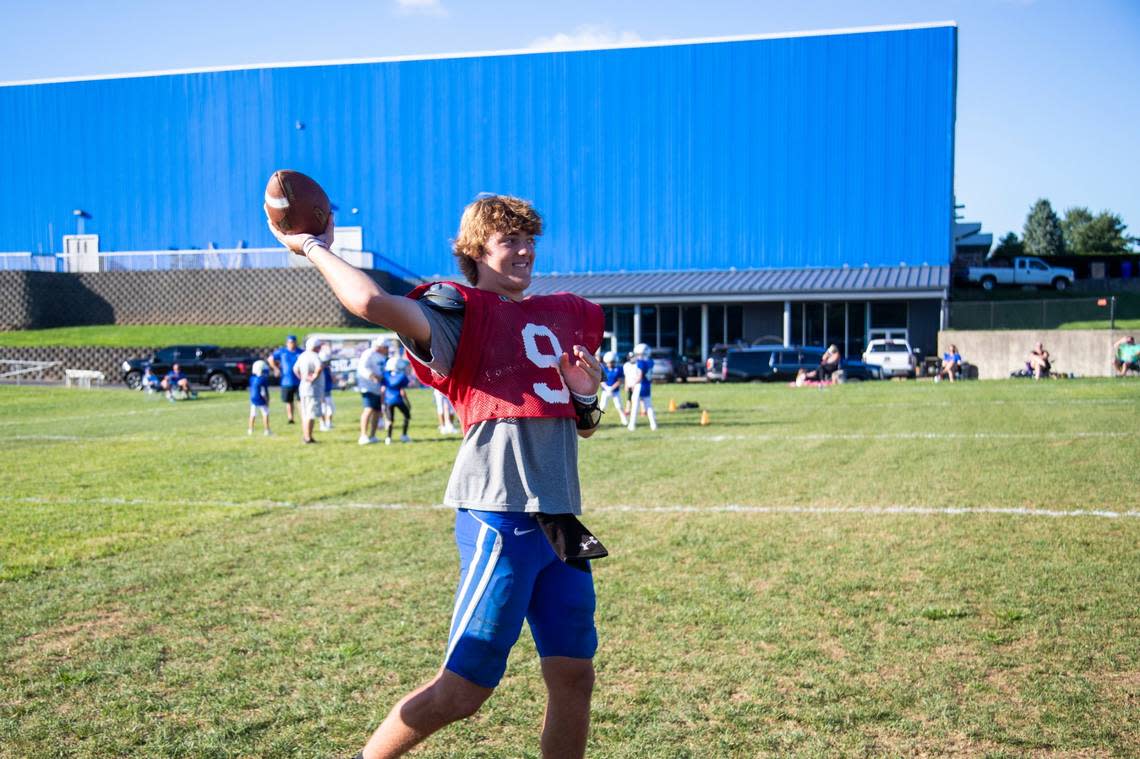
452, 195, 543, 284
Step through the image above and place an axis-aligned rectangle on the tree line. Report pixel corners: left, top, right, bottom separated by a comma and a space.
993, 200, 1137, 258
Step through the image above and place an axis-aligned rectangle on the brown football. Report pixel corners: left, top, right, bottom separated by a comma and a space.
264, 170, 330, 236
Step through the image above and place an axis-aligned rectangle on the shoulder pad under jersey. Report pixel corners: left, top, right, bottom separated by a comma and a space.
419, 283, 466, 313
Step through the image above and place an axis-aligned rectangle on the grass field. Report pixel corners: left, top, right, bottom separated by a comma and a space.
1, 380, 1138, 757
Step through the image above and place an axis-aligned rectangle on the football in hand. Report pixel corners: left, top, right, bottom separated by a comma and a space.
264, 170, 330, 236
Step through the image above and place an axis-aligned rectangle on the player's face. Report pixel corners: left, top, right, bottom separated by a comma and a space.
476, 230, 535, 299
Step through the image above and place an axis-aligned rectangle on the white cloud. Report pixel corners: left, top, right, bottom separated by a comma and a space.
395, 0, 447, 17
527, 25, 644, 52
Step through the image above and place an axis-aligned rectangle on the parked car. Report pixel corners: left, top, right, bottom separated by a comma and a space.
647, 347, 683, 383
861, 339, 918, 378
721, 346, 882, 382
121, 345, 260, 392
967, 256, 1075, 291
705, 342, 748, 381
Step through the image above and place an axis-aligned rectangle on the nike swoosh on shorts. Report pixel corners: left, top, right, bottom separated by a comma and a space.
514, 528, 536, 536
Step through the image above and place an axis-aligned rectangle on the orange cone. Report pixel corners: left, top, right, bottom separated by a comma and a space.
699, 409, 710, 426
668, 398, 677, 413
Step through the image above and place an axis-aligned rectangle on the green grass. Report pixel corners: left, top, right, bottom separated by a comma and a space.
2, 380, 1138, 757
0, 324, 382, 348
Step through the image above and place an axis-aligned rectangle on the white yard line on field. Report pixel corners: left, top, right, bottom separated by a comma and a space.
687, 431, 1133, 443
2, 495, 1137, 520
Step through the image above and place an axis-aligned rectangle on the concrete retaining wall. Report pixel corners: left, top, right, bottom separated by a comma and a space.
0, 268, 414, 331
937, 329, 1127, 379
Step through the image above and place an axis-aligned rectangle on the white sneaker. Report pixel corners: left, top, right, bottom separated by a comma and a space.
264, 430, 272, 436
384, 438, 392, 445
358, 435, 373, 445
443, 424, 457, 434
400, 434, 411, 443
247, 429, 253, 436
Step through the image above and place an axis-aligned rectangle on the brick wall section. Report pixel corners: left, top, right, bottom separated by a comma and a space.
0, 268, 415, 330
0, 345, 275, 385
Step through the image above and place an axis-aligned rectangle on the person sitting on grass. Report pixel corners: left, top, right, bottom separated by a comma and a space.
806, 344, 841, 383
1029, 342, 1052, 380
161, 363, 191, 401
937, 344, 962, 383
1113, 335, 1138, 377
141, 365, 161, 393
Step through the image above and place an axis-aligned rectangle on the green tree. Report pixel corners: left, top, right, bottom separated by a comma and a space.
992, 231, 1024, 258
1074, 211, 1130, 255
1061, 207, 1094, 254
1023, 198, 1065, 258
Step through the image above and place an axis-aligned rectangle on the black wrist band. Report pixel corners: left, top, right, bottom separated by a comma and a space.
571, 393, 602, 430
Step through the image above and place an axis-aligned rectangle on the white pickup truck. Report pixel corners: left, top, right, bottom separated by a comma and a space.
862, 339, 917, 378
967, 256, 1075, 291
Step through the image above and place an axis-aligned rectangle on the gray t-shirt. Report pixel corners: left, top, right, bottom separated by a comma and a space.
400, 301, 583, 515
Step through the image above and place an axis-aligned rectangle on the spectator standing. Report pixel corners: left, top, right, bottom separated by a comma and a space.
269, 335, 304, 425
433, 388, 458, 434
937, 344, 962, 383
383, 357, 412, 444
1029, 342, 1052, 380
1113, 336, 1138, 376
356, 338, 389, 445
293, 336, 324, 444
162, 363, 191, 402
319, 343, 336, 431
627, 343, 658, 431
600, 351, 627, 425
247, 360, 272, 435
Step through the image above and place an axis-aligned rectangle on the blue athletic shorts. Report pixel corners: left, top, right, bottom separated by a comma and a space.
444, 509, 598, 688
361, 391, 383, 410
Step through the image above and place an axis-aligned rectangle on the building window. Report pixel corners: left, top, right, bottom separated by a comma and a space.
659, 306, 679, 350
613, 305, 635, 355
726, 305, 743, 345
640, 305, 657, 347
825, 302, 845, 350
708, 304, 725, 345
681, 305, 702, 356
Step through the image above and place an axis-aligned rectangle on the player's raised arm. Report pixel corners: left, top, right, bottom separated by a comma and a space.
265, 211, 431, 346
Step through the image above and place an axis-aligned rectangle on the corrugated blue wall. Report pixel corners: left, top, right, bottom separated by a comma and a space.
0, 25, 955, 277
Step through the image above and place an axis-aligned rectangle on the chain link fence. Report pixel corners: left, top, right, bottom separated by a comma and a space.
949, 296, 1128, 330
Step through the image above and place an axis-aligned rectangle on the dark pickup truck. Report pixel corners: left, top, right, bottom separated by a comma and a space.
121, 344, 261, 392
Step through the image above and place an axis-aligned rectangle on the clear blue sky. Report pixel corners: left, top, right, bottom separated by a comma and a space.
4, 0, 1138, 244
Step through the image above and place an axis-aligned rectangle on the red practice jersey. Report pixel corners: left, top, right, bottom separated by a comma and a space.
405, 281, 604, 430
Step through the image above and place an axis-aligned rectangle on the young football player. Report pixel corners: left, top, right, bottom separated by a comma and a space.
247, 360, 271, 435
626, 343, 658, 431
267, 193, 605, 759
382, 357, 412, 444
600, 351, 627, 425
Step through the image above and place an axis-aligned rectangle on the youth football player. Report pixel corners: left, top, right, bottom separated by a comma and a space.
600, 351, 627, 425
247, 360, 271, 435
626, 343, 658, 431
267, 194, 605, 759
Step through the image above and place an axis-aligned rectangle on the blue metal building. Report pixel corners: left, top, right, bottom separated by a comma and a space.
0, 22, 957, 359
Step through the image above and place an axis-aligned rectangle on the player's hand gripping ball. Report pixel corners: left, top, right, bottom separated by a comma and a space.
264, 170, 330, 236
